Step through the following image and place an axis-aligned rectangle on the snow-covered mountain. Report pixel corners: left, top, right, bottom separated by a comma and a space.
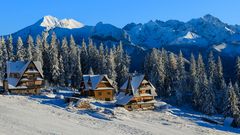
124, 14, 239, 49
3, 14, 240, 72
170, 31, 208, 46
38, 15, 84, 30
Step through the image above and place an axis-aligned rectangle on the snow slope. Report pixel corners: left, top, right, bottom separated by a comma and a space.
0, 95, 239, 135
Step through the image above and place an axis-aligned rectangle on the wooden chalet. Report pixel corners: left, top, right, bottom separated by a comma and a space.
80, 75, 115, 101
3, 61, 44, 95
116, 74, 157, 111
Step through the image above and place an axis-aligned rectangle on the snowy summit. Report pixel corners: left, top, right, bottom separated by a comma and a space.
39, 15, 84, 30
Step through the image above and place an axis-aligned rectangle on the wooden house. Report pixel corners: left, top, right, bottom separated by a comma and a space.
116, 74, 157, 111
80, 75, 115, 101
3, 61, 44, 95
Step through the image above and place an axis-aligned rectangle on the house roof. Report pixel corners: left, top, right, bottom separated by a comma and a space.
120, 74, 157, 96
82, 74, 114, 91
6, 61, 43, 89
115, 92, 133, 105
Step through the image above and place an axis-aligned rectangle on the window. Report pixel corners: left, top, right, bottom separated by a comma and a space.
107, 92, 111, 95
146, 90, 151, 94
105, 98, 111, 101
98, 92, 102, 96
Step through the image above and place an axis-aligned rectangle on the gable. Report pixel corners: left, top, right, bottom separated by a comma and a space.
6, 61, 43, 87
96, 76, 114, 89
16, 61, 43, 87
82, 75, 114, 90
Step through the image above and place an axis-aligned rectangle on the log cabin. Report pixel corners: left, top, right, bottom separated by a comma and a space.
80, 75, 115, 101
3, 61, 44, 95
116, 74, 157, 111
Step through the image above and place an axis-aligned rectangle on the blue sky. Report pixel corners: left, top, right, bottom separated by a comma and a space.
0, 0, 239, 35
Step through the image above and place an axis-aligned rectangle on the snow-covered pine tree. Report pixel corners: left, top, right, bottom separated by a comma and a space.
34, 35, 43, 64
88, 67, 94, 75
190, 53, 200, 107
0, 37, 5, 80
71, 48, 82, 88
168, 52, 178, 96
16, 37, 25, 61
236, 57, 240, 85
233, 82, 240, 102
144, 48, 165, 97
49, 32, 60, 85
175, 51, 186, 105
60, 37, 70, 86
161, 48, 171, 97
193, 53, 207, 108
69, 35, 78, 80
26, 35, 35, 60
215, 56, 226, 113
223, 81, 240, 117
1, 37, 8, 79
198, 76, 216, 115
115, 42, 130, 86
6, 35, 14, 61
80, 39, 89, 74
207, 51, 216, 80
42, 33, 51, 82
87, 39, 99, 73
58, 53, 65, 86
197, 53, 206, 82
98, 43, 107, 74
106, 48, 117, 87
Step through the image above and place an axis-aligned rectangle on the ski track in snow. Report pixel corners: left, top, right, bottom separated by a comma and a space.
0, 95, 239, 135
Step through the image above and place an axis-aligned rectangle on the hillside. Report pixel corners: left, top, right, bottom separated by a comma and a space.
0, 94, 239, 135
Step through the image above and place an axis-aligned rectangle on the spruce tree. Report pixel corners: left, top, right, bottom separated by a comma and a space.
98, 43, 107, 74
49, 33, 60, 85
61, 37, 70, 85
197, 53, 205, 80
0, 37, 5, 80
16, 37, 25, 61
34, 35, 43, 64
144, 48, 165, 96
236, 57, 240, 85
115, 42, 130, 86
1, 37, 8, 79
207, 51, 216, 80
26, 35, 34, 60
198, 76, 216, 115
80, 39, 89, 74
69, 35, 78, 81
88, 67, 94, 75
6, 35, 14, 61
223, 81, 240, 117
42, 33, 51, 82
106, 48, 117, 86
71, 49, 82, 88
215, 56, 226, 112
168, 52, 178, 96
190, 53, 200, 108
87, 39, 99, 73
160, 49, 171, 97
58, 54, 65, 86
175, 51, 186, 105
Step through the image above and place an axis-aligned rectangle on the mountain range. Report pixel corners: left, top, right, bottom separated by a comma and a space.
3, 14, 240, 73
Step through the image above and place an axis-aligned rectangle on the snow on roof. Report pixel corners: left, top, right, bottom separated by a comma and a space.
6, 61, 43, 87
120, 74, 157, 97
82, 74, 113, 91
7, 61, 43, 77
115, 92, 133, 105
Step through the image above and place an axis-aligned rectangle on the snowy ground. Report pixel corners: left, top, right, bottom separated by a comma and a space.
0, 91, 239, 135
